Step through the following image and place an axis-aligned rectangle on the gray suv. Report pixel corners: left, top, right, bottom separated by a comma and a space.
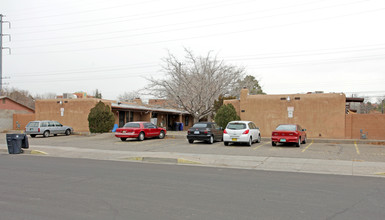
25, 120, 73, 138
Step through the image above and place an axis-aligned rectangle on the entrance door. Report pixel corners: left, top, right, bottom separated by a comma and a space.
119, 111, 125, 127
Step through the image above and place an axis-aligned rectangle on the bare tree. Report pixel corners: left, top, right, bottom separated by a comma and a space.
1, 87, 35, 109
34, 92, 57, 100
117, 90, 141, 102
147, 49, 244, 122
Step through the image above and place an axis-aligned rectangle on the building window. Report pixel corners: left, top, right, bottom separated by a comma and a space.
185, 116, 189, 126
2, 99, 5, 104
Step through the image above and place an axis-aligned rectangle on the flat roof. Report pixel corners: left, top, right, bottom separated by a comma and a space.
111, 102, 189, 114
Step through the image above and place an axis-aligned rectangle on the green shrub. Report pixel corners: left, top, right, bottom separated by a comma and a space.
88, 101, 115, 133
214, 104, 240, 129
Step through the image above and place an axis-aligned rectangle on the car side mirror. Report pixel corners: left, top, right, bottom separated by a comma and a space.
256, 127, 259, 130
220, 127, 223, 130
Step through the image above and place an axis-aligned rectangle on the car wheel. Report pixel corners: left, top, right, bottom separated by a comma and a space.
272, 141, 276, 146
158, 131, 165, 139
247, 137, 252, 146
302, 136, 307, 144
208, 136, 214, 144
120, 137, 127, 141
257, 134, 261, 143
30, 134, 36, 138
43, 130, 50, 138
224, 142, 229, 146
65, 129, 71, 136
188, 139, 194, 144
296, 138, 301, 147
138, 132, 145, 141
54, 134, 57, 136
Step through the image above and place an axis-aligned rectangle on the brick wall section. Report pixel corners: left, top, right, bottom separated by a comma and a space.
13, 114, 35, 130
225, 89, 346, 139
346, 114, 385, 140
35, 98, 110, 132
0, 97, 34, 112
223, 99, 240, 116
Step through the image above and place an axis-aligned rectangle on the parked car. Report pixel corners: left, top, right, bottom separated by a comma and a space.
25, 120, 73, 138
271, 124, 307, 147
223, 121, 261, 146
187, 122, 223, 144
115, 121, 166, 141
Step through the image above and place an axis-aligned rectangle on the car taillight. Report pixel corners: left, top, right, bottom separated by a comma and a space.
38, 128, 40, 132
243, 129, 249, 134
223, 129, 227, 134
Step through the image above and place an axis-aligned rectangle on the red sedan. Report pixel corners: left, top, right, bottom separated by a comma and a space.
271, 124, 307, 147
115, 122, 166, 141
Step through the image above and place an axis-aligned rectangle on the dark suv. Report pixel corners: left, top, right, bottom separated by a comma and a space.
187, 122, 223, 144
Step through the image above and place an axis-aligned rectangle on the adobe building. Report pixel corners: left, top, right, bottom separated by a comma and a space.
22, 97, 193, 133
225, 89, 385, 140
0, 96, 35, 131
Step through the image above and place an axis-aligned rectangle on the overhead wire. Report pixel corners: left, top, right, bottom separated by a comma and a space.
11, 0, 369, 49
14, 0, 327, 31
11, 5, 385, 55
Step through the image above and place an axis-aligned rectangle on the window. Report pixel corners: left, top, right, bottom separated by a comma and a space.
27, 122, 39, 127
48, 121, 55, 127
192, 123, 208, 128
2, 99, 5, 104
276, 124, 296, 131
227, 123, 246, 130
41, 122, 48, 127
53, 121, 62, 127
144, 123, 156, 128
123, 122, 140, 128
185, 116, 189, 126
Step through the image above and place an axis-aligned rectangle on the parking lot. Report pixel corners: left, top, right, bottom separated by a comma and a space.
2, 132, 385, 163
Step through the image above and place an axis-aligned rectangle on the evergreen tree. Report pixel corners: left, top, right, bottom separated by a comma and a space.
88, 101, 115, 133
214, 104, 240, 129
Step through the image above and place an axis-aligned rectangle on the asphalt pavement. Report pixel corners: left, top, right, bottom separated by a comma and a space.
1, 156, 385, 220
1, 131, 385, 178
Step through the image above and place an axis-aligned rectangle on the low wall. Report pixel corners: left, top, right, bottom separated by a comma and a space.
346, 114, 385, 140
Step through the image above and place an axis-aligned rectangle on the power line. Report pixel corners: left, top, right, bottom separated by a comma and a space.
12, 0, 248, 22
14, 0, 327, 32
11, 0, 370, 49
12, 6, 385, 55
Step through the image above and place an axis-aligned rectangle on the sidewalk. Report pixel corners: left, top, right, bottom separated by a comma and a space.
1, 144, 384, 178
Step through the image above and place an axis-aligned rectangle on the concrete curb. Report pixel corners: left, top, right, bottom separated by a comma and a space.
123, 157, 201, 165
0, 148, 48, 155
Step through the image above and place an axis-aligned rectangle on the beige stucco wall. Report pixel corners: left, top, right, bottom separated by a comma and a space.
13, 113, 35, 130
226, 89, 346, 138
346, 114, 385, 140
35, 98, 111, 132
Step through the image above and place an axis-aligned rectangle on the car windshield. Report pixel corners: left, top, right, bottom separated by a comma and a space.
123, 123, 140, 128
227, 123, 246, 130
27, 122, 39, 127
276, 125, 297, 131
192, 123, 208, 128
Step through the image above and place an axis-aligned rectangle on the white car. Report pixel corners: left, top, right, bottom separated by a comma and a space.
223, 121, 261, 146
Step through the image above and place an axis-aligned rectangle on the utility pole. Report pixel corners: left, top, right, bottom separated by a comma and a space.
0, 14, 11, 96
